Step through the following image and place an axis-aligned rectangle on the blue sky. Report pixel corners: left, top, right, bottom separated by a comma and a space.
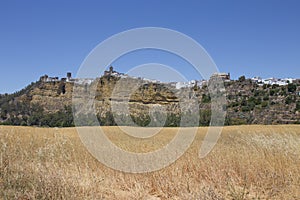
0, 0, 300, 93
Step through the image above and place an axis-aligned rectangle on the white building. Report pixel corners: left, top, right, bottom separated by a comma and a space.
253, 76, 296, 86
175, 80, 199, 89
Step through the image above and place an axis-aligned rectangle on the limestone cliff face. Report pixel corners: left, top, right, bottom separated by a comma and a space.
1, 75, 300, 125
81, 76, 184, 119
28, 81, 73, 112
20, 76, 185, 117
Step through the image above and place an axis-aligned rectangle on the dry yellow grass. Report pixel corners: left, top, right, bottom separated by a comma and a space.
0, 125, 300, 199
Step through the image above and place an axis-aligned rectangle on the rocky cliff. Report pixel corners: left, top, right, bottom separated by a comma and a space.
0, 75, 299, 126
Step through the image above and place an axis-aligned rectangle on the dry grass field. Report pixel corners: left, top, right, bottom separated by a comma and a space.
0, 125, 300, 199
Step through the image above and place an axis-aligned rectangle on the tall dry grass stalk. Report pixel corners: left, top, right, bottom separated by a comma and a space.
0, 125, 299, 199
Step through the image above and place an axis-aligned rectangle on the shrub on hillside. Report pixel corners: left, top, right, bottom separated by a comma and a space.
287, 83, 296, 93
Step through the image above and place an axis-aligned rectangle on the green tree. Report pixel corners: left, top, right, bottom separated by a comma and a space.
287, 83, 296, 93
238, 75, 246, 82
285, 96, 294, 104
165, 113, 180, 127
201, 94, 211, 103
295, 101, 300, 111
261, 101, 268, 107
199, 109, 211, 126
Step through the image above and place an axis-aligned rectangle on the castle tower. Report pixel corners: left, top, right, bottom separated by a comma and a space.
67, 72, 72, 81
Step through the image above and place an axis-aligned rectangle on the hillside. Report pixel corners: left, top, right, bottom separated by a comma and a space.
0, 74, 299, 127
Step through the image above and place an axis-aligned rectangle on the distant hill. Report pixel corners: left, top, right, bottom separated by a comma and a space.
0, 74, 299, 127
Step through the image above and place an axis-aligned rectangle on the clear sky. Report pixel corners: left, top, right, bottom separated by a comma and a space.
0, 0, 300, 94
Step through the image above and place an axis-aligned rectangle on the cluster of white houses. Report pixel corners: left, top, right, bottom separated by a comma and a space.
40, 67, 297, 89
251, 77, 295, 86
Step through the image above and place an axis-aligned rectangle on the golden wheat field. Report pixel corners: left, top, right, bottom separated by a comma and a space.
0, 125, 300, 200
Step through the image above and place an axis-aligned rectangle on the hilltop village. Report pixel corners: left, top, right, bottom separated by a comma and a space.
39, 66, 298, 89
